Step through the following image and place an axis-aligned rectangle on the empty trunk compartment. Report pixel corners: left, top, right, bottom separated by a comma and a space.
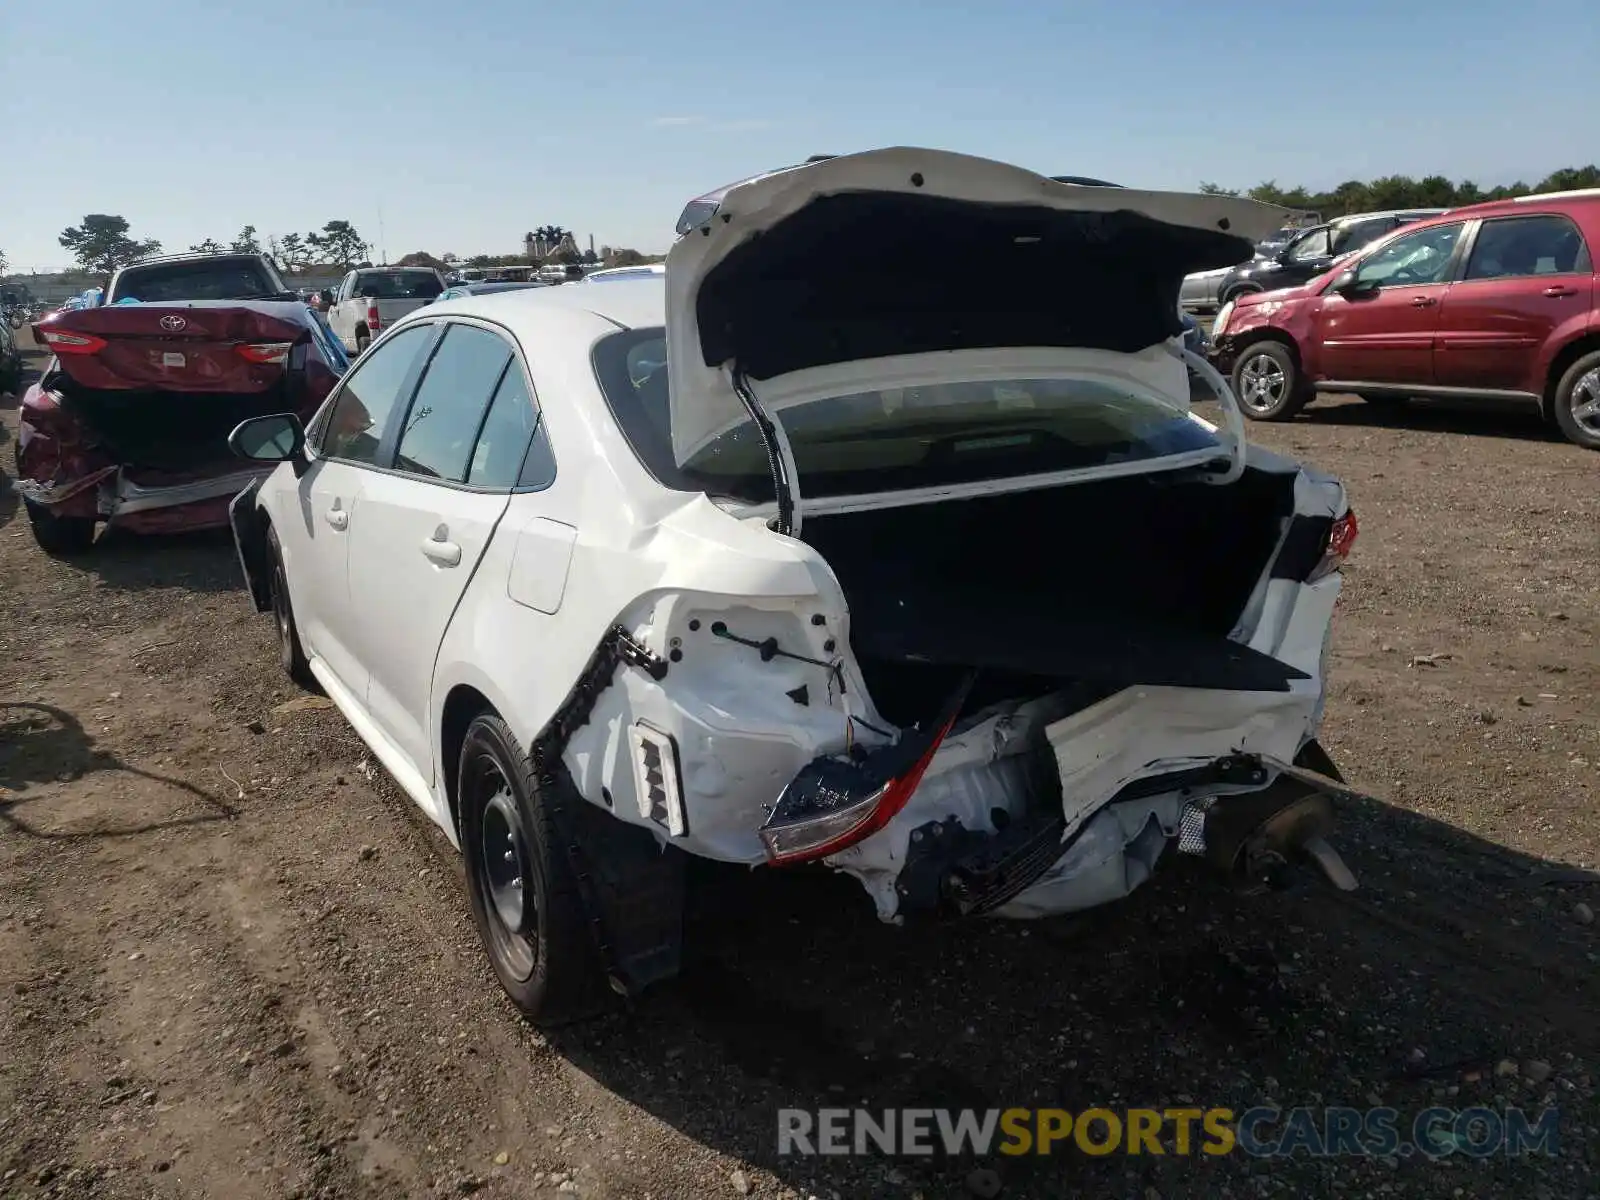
800, 466, 1304, 727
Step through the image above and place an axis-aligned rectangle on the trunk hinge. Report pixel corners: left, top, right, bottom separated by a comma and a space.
1174, 343, 1247, 485
730, 366, 803, 537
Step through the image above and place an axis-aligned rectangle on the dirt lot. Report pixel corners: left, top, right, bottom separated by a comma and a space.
2, 338, 1597, 1200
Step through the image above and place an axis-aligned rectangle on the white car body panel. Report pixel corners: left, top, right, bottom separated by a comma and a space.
251, 151, 1351, 926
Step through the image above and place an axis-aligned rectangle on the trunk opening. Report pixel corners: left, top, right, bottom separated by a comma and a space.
801, 467, 1303, 729
53, 372, 296, 472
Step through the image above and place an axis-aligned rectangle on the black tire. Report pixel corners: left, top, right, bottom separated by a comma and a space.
354, 328, 370, 356
457, 713, 609, 1024
24, 500, 96, 557
265, 524, 316, 689
1231, 341, 1309, 422
1550, 348, 1600, 451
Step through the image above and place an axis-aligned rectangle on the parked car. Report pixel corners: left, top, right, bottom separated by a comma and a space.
1181, 231, 1306, 312
1208, 189, 1600, 448
583, 265, 666, 283
534, 263, 586, 285
322, 266, 447, 355
434, 281, 548, 303
17, 258, 348, 554
0, 317, 23, 395
226, 148, 1362, 1023
1210, 210, 1448, 308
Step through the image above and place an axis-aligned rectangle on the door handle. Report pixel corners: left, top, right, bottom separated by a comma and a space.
421, 536, 462, 567
1410, 296, 1436, 308
324, 506, 348, 531
1543, 285, 1578, 298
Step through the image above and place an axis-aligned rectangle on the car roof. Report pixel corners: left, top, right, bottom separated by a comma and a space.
1446, 187, 1600, 218
356, 265, 439, 273
423, 274, 665, 331
116, 250, 266, 268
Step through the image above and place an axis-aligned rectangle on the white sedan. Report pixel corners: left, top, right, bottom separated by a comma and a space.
226, 148, 1364, 1023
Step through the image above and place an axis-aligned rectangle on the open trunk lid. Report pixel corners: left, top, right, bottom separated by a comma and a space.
33, 300, 311, 393
664, 148, 1292, 477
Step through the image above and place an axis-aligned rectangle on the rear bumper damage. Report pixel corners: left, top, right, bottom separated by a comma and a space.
14, 462, 273, 533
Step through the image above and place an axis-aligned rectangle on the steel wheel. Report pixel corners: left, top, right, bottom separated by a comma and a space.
472, 771, 539, 983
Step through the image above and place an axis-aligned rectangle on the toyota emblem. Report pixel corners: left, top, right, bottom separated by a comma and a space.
159, 314, 187, 332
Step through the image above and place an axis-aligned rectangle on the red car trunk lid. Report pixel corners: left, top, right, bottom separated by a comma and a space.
33, 302, 308, 393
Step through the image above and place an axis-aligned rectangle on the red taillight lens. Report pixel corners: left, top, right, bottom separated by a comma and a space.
366, 305, 381, 330
1308, 508, 1358, 583
37, 328, 107, 355
235, 342, 295, 365
760, 712, 959, 865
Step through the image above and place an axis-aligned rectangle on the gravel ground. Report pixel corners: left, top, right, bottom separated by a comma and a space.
2, 340, 1597, 1200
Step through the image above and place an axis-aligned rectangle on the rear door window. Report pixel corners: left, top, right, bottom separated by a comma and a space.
392, 323, 514, 482
1464, 214, 1592, 280
466, 364, 555, 489
318, 324, 434, 465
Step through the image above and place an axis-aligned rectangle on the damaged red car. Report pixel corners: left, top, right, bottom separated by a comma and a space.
17, 254, 349, 554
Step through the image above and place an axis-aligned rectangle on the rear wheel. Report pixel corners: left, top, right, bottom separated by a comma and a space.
354, 328, 370, 356
1232, 342, 1309, 421
24, 501, 96, 557
457, 713, 608, 1024
266, 524, 315, 689
1551, 350, 1600, 450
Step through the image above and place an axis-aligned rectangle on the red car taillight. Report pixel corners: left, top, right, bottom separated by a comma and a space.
37, 329, 107, 355
759, 710, 962, 865
235, 341, 295, 365
366, 304, 381, 331
1308, 508, 1358, 583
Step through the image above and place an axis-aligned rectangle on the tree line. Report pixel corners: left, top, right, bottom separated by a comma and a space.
1199, 165, 1600, 219
48, 214, 657, 279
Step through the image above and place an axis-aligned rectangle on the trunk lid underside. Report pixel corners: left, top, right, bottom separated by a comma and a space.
664, 147, 1294, 466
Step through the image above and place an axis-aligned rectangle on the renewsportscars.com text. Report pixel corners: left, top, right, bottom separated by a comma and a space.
777, 1106, 1561, 1159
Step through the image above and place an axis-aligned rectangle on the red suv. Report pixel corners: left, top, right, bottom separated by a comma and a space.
1208, 190, 1600, 449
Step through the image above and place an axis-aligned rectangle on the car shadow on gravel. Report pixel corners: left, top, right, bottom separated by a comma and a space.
1299, 397, 1568, 444
0, 700, 239, 839
70, 526, 243, 594
546, 796, 1599, 1197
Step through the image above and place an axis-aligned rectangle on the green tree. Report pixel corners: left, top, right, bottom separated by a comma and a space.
189, 237, 225, 254
607, 248, 647, 268
59, 214, 163, 273
307, 220, 368, 268
231, 225, 261, 253
396, 251, 445, 269
277, 232, 310, 269
580, 247, 599, 266
0, 247, 9, 275
1198, 182, 1239, 196
1199, 164, 1600, 220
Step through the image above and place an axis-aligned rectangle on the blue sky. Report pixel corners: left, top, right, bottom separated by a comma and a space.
2, 0, 1594, 271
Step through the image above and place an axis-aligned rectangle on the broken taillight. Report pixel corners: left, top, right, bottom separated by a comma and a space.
760, 711, 960, 865
235, 342, 295, 365
366, 304, 381, 331
37, 329, 107, 355
1308, 508, 1358, 583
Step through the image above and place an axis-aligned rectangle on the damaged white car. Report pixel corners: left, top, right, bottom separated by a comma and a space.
226, 148, 1363, 1023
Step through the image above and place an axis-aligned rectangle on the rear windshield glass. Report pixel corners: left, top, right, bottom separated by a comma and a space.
593, 328, 1221, 504
113, 259, 278, 302
353, 271, 444, 299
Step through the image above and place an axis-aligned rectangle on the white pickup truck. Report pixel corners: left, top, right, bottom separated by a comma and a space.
321, 267, 447, 355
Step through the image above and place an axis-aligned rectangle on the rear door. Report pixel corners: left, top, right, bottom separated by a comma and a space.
1311, 221, 1466, 386
289, 321, 437, 702
1435, 212, 1595, 391
343, 320, 531, 780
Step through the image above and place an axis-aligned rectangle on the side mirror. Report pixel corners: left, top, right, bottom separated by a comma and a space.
229, 413, 308, 474
1334, 271, 1374, 298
